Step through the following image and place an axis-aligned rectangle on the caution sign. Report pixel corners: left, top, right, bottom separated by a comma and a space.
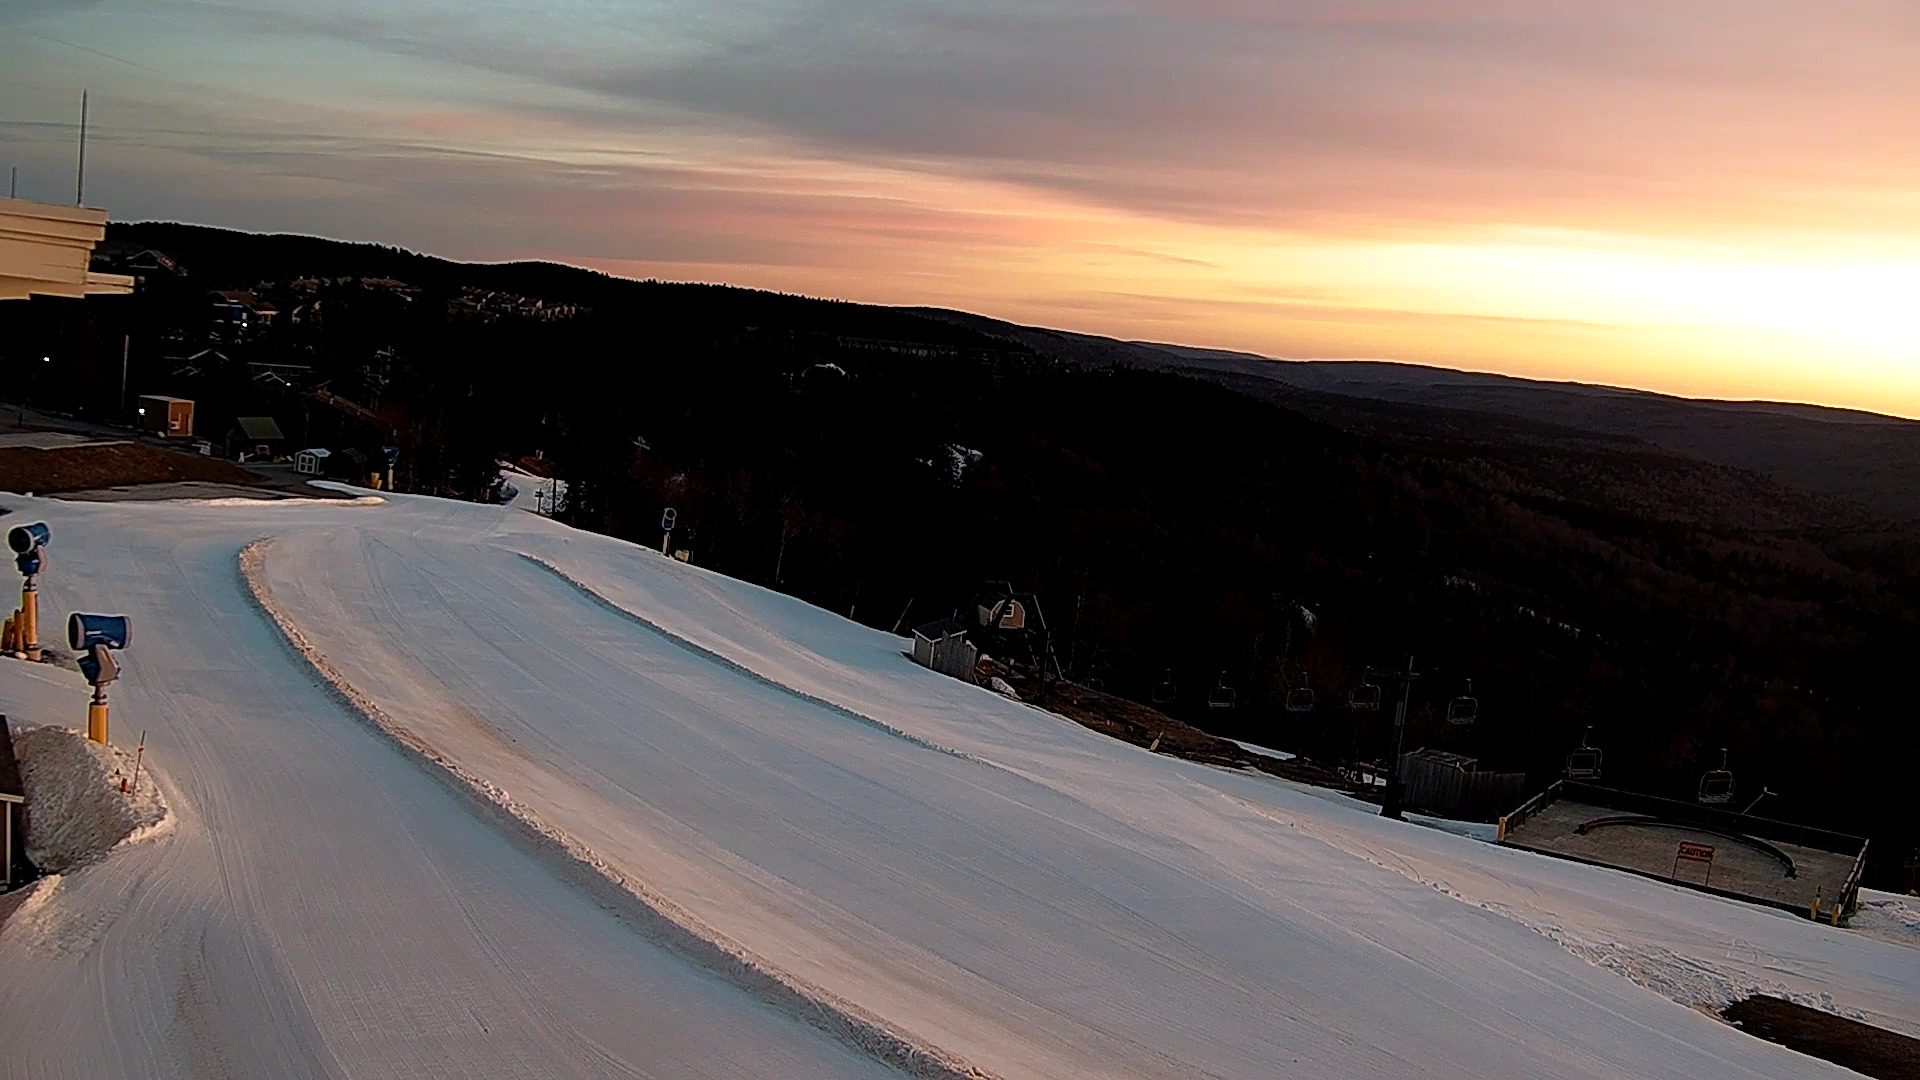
1673, 841, 1716, 885
1676, 841, 1715, 863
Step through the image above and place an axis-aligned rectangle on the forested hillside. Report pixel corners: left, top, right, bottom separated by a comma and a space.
3, 222, 1912, 885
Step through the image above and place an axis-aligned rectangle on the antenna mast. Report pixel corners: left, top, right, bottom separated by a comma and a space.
75, 90, 88, 206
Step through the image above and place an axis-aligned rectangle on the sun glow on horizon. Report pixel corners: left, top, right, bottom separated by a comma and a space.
7, 1, 1918, 417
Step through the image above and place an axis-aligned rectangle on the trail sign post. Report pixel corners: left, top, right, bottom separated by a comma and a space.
1673, 841, 1716, 886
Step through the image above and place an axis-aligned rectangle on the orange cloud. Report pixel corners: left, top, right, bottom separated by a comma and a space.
7, 0, 1915, 415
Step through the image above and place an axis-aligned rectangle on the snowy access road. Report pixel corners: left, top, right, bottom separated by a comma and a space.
235, 491, 1916, 1080
0, 496, 905, 1080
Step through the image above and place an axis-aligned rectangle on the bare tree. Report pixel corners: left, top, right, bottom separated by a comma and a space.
772, 495, 818, 585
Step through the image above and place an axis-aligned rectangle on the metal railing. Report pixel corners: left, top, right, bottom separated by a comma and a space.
1552, 781, 1866, 856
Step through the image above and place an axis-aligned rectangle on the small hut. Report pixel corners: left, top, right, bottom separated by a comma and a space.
137, 395, 194, 437
912, 618, 979, 681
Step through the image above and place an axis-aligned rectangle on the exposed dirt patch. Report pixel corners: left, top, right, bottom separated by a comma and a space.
1722, 995, 1920, 1080
0, 442, 265, 495
57, 481, 299, 503
995, 664, 1361, 792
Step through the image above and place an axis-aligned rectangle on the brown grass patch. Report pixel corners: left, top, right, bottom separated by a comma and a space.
995, 664, 1361, 792
0, 443, 264, 495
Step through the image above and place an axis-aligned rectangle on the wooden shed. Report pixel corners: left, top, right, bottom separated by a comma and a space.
912, 618, 979, 681
230, 416, 286, 461
137, 395, 194, 437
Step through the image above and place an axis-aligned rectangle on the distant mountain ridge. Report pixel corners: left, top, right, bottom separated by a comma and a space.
913, 309, 1920, 521
98, 222, 1920, 520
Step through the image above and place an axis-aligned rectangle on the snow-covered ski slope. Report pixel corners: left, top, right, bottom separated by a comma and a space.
2, 490, 1913, 1079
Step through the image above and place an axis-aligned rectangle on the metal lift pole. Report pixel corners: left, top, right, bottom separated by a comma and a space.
1378, 655, 1419, 820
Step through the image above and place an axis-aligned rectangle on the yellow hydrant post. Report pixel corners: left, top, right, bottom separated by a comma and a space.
20, 585, 38, 663
87, 686, 109, 745
7, 522, 49, 660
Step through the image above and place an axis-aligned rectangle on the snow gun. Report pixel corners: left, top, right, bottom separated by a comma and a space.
69, 613, 130, 744
6, 523, 50, 662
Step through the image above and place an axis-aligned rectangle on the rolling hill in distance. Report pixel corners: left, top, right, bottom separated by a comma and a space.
916, 308, 1920, 522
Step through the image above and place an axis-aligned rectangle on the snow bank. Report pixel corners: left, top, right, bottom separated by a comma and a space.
1228, 737, 1296, 761
1853, 891, 1920, 949
12, 724, 169, 872
178, 494, 385, 507
520, 553, 1010, 774
1404, 812, 1500, 843
499, 467, 565, 513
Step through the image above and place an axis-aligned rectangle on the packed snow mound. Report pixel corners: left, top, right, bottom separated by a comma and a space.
498, 467, 564, 513
1853, 891, 1920, 949
12, 725, 169, 872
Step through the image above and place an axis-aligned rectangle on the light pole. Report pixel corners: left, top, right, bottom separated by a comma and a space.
1365, 655, 1422, 819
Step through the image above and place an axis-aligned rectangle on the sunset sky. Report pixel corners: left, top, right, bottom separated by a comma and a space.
5, 2, 1916, 415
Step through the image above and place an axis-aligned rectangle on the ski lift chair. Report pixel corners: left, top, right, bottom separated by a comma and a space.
1446, 680, 1479, 725
1697, 748, 1735, 805
1084, 646, 1106, 693
1284, 686, 1315, 713
1151, 670, 1178, 706
1207, 672, 1237, 711
1564, 727, 1602, 779
1348, 683, 1381, 711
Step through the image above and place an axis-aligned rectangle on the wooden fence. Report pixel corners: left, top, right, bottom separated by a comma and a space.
1398, 749, 1526, 822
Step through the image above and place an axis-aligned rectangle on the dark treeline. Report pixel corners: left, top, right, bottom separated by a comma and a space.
5, 223, 1914, 886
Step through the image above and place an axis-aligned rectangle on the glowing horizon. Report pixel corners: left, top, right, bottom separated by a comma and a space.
4, 1, 1915, 417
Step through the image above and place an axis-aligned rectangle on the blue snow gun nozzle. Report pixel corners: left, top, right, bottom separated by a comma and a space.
9, 523, 49, 573
70, 613, 129, 688
69, 613, 131, 652
7, 522, 49, 555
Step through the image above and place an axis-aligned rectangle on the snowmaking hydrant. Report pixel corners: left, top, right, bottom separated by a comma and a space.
70, 613, 130, 745
7, 523, 50, 662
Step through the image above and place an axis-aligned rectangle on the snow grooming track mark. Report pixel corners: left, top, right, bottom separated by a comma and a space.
1220, 791, 1877, 1026
518, 552, 1019, 778
238, 540, 999, 1080
177, 496, 387, 508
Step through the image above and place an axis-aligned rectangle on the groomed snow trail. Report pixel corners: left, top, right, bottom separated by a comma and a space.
0, 496, 909, 1080
242, 492, 1917, 1079
496, 517, 1920, 1040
